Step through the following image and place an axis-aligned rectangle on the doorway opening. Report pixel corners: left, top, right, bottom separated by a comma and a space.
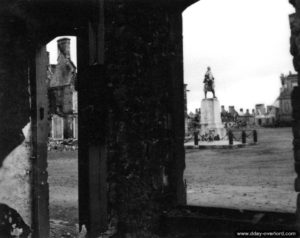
182, 0, 297, 213
46, 36, 79, 237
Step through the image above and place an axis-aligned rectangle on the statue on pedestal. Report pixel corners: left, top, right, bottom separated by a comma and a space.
203, 66, 216, 99
200, 66, 226, 139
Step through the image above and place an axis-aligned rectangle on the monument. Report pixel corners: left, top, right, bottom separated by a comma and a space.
200, 67, 227, 139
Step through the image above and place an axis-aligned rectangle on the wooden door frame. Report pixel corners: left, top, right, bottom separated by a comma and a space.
30, 45, 50, 238
30, 32, 108, 237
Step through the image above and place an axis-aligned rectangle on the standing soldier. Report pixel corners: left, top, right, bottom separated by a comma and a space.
203, 66, 216, 98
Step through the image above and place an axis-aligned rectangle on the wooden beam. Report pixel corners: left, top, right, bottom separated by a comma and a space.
89, 146, 108, 236
77, 29, 108, 236
31, 45, 50, 238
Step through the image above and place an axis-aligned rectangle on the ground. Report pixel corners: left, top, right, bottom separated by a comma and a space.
185, 127, 297, 213
47, 127, 297, 237
48, 151, 79, 238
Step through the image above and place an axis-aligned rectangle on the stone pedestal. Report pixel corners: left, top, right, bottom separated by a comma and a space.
200, 98, 226, 139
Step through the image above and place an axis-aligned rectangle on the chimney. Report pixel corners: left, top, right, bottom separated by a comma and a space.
57, 38, 71, 58
240, 108, 243, 112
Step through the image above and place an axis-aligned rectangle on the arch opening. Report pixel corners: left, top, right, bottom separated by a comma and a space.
182, 0, 297, 213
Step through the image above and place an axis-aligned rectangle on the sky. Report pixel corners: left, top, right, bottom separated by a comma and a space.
183, 0, 295, 113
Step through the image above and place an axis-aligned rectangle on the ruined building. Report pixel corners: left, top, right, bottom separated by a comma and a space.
48, 38, 78, 140
254, 103, 278, 127
278, 72, 298, 125
0, 0, 300, 237
221, 106, 255, 127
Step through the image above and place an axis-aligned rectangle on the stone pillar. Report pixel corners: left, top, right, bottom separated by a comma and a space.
103, 1, 197, 234
200, 98, 226, 139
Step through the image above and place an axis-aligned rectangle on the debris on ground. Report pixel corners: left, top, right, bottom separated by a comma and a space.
48, 138, 78, 151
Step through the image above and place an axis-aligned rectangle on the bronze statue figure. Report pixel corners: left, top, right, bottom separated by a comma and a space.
203, 66, 216, 98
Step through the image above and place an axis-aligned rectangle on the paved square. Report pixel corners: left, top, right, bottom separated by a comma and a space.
185, 127, 297, 213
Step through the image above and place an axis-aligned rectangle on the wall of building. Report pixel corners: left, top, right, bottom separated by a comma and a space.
49, 38, 75, 88
49, 73, 76, 115
278, 73, 298, 125
279, 98, 293, 123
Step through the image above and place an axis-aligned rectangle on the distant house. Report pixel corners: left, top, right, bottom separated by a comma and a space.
47, 38, 78, 140
220, 101, 279, 128
221, 105, 255, 128
221, 105, 238, 124
254, 103, 278, 127
277, 72, 298, 126
237, 109, 255, 126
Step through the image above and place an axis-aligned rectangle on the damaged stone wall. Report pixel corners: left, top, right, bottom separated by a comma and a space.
0, 0, 194, 237
290, 0, 300, 229
0, 11, 32, 238
104, 3, 187, 235
0, 125, 32, 238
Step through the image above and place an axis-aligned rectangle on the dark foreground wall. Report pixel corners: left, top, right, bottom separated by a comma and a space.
0, 0, 197, 237
0, 8, 32, 237
77, 1, 196, 236
104, 2, 187, 235
290, 0, 300, 229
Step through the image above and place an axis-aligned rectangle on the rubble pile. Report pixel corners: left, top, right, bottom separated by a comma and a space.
48, 138, 78, 151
